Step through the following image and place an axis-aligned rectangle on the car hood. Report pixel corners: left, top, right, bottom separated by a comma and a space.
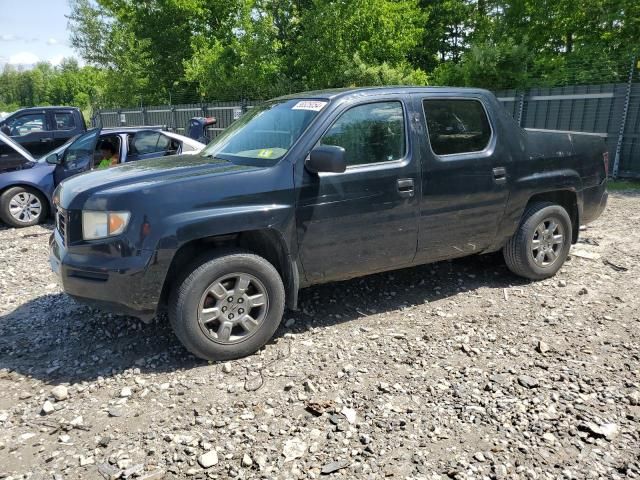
0, 159, 53, 174
57, 154, 262, 208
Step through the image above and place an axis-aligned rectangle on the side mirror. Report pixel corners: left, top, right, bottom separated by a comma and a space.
0, 124, 9, 135
305, 145, 346, 174
46, 153, 62, 165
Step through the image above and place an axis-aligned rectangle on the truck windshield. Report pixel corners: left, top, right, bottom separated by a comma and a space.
200, 99, 328, 164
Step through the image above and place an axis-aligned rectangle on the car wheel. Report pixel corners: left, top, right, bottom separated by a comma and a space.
503, 202, 572, 280
0, 186, 47, 228
169, 250, 285, 361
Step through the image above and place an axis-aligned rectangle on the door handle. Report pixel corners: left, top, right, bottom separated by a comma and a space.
493, 167, 507, 184
397, 178, 415, 198
40, 138, 54, 143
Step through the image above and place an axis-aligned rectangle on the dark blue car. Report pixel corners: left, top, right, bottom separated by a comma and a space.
0, 128, 204, 227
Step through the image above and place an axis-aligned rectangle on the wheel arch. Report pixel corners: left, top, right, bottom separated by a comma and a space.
0, 183, 53, 217
159, 228, 299, 311
525, 190, 579, 243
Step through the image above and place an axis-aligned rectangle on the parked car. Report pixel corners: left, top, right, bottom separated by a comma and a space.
0, 107, 87, 156
48, 127, 206, 184
0, 128, 205, 227
49, 87, 608, 361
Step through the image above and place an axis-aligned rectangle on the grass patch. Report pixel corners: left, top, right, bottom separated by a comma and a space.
608, 179, 640, 191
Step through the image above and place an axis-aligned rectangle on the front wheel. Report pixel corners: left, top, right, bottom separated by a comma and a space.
0, 186, 47, 228
169, 250, 285, 361
503, 202, 572, 280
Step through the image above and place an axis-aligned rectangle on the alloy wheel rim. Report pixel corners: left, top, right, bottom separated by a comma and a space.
8, 192, 42, 223
531, 218, 564, 267
197, 272, 269, 344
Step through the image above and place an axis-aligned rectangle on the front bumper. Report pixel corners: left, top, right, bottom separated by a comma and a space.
49, 230, 160, 321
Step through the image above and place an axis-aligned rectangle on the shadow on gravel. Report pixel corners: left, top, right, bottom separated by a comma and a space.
0, 253, 529, 384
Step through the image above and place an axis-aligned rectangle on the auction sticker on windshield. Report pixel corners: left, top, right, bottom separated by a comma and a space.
292, 100, 327, 111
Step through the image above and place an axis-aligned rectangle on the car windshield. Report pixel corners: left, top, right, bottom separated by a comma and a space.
200, 99, 328, 164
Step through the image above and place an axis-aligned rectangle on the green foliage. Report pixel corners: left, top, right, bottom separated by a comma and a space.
0, 60, 105, 112
432, 38, 534, 89
184, 0, 289, 100
4, 0, 640, 111
290, 0, 427, 89
344, 54, 428, 87
607, 180, 640, 191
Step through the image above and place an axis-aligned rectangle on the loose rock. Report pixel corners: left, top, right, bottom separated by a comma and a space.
51, 385, 68, 401
198, 450, 219, 468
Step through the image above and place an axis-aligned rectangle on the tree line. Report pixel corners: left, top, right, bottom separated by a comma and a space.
1, 0, 638, 112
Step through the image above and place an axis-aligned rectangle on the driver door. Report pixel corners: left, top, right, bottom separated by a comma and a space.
53, 128, 101, 185
295, 99, 420, 283
4, 111, 53, 156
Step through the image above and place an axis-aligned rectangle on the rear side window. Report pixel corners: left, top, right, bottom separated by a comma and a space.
423, 99, 491, 155
320, 101, 405, 167
156, 133, 170, 151
54, 112, 76, 130
130, 131, 164, 155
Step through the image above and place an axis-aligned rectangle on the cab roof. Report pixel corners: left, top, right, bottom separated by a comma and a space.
11, 106, 81, 112
274, 86, 493, 101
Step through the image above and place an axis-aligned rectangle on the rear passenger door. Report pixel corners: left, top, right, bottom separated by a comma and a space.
127, 131, 171, 162
415, 95, 509, 263
51, 110, 79, 149
296, 99, 420, 283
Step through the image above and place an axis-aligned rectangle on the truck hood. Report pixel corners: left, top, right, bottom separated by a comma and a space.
57, 154, 261, 209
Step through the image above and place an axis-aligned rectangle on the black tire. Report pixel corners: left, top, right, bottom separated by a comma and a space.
503, 202, 572, 280
169, 249, 285, 361
0, 186, 48, 228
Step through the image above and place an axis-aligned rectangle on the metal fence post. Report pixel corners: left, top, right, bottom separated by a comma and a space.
612, 57, 636, 178
171, 106, 177, 132
142, 107, 148, 126
517, 91, 527, 127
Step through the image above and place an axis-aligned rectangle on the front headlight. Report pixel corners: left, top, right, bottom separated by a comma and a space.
82, 211, 131, 240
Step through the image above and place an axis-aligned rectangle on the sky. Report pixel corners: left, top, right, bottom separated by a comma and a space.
0, 0, 78, 68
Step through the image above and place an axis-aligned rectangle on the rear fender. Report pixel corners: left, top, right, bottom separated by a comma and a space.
496, 169, 582, 244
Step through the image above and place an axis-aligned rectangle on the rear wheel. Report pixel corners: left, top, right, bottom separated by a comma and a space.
0, 186, 47, 228
503, 202, 572, 280
169, 250, 285, 361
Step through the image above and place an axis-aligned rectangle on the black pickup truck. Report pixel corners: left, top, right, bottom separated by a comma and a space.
49, 87, 608, 360
0, 107, 86, 156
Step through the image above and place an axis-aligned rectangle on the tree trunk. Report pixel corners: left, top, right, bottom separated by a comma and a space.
566, 32, 573, 54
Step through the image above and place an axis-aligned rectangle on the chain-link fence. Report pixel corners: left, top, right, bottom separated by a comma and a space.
94, 78, 640, 178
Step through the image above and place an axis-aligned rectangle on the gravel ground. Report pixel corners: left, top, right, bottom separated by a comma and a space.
0, 192, 639, 480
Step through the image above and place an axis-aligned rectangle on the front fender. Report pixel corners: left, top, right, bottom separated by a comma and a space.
143, 203, 297, 313
0, 165, 56, 212
164, 203, 294, 249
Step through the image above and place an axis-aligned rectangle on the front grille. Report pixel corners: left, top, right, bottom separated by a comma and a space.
56, 208, 68, 246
